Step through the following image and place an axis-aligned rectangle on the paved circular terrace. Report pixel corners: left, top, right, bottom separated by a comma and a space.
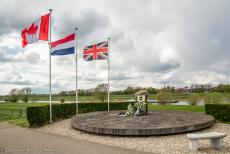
71, 110, 215, 136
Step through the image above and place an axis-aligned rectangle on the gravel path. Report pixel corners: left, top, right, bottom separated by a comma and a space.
37, 119, 230, 154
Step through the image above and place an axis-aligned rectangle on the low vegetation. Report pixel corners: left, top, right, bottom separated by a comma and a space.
156, 88, 173, 105
204, 92, 223, 104
27, 103, 76, 127
93, 84, 108, 102
205, 103, 230, 123
0, 102, 46, 127
26, 102, 134, 127
187, 93, 199, 105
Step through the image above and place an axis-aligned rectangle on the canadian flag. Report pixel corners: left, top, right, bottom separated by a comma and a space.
21, 13, 50, 48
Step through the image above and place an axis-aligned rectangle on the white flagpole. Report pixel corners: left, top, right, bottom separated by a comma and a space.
75, 28, 79, 115
48, 9, 53, 123
108, 38, 110, 111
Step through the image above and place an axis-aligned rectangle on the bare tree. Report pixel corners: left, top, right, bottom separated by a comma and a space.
93, 84, 108, 102
156, 88, 173, 105
9, 88, 21, 102
21, 88, 32, 103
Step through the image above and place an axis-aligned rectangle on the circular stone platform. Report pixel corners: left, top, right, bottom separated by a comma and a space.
71, 110, 215, 136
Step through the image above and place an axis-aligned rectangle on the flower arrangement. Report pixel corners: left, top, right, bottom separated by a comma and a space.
126, 103, 135, 116
126, 101, 147, 116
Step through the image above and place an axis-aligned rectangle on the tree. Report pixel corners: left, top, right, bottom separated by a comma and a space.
93, 84, 108, 102
187, 93, 199, 105
156, 88, 173, 105
20, 88, 32, 103
9, 88, 21, 102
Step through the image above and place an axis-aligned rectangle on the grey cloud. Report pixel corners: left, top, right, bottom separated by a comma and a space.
137, 59, 181, 73
56, 8, 110, 40
0, 1, 43, 36
0, 52, 14, 62
22, 52, 40, 64
111, 72, 134, 81
0, 71, 38, 85
209, 61, 230, 75
0, 51, 40, 64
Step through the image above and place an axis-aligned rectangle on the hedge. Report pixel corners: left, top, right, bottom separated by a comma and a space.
205, 104, 230, 123
27, 102, 133, 127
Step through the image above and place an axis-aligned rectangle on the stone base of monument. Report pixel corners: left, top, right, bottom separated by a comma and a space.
71, 110, 214, 136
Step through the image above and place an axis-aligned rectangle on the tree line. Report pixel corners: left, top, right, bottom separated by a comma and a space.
3, 84, 230, 103
5, 88, 32, 102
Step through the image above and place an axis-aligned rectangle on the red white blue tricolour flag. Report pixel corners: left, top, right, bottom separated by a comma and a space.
51, 33, 76, 56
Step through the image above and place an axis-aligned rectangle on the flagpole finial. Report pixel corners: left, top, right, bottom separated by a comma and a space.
108, 37, 110, 40
75, 27, 78, 30
49, 9, 52, 12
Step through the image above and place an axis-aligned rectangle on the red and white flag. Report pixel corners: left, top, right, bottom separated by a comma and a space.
21, 13, 50, 48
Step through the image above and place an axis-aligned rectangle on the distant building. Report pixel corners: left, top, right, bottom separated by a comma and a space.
174, 88, 187, 93
187, 84, 214, 93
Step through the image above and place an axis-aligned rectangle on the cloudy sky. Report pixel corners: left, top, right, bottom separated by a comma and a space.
0, 0, 230, 95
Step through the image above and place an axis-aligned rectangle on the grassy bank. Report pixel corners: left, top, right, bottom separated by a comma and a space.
1, 93, 230, 102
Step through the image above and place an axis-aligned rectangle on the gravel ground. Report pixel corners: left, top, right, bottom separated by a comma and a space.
37, 120, 230, 154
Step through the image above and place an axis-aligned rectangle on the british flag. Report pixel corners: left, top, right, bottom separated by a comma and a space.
83, 41, 108, 61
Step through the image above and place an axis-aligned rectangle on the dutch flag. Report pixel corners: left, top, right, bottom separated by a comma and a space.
51, 33, 76, 55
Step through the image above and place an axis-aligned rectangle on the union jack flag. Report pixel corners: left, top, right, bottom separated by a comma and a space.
83, 41, 108, 61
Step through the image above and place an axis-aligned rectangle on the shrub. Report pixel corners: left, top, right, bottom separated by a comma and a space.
93, 84, 108, 102
27, 103, 76, 127
205, 104, 230, 123
156, 89, 173, 105
187, 94, 199, 105
27, 106, 49, 127
60, 98, 65, 103
204, 92, 223, 104
27, 102, 133, 127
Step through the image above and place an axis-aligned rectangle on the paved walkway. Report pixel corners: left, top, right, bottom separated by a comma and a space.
0, 123, 150, 154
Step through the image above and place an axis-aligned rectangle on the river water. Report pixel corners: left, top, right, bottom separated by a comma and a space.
148, 100, 205, 106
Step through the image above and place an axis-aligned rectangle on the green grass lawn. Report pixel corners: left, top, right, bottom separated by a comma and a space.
1, 92, 230, 102
0, 102, 47, 127
5, 94, 134, 102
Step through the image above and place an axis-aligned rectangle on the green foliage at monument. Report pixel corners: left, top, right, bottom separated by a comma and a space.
126, 102, 147, 116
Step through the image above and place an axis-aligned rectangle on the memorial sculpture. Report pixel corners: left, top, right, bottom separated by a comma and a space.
126, 90, 149, 116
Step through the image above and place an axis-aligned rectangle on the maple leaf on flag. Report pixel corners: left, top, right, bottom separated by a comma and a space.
27, 23, 38, 35
21, 13, 50, 47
